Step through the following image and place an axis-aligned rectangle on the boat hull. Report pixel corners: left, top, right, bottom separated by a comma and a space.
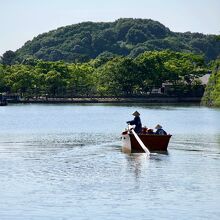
122, 133, 171, 153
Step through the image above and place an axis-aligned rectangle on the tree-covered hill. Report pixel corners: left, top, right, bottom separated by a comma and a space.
201, 60, 220, 107
3, 18, 220, 64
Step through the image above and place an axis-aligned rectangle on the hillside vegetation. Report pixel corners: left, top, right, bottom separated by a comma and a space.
2, 18, 220, 64
202, 60, 220, 107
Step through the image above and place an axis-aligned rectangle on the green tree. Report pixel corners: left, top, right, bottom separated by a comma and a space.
0, 65, 7, 92
5, 65, 37, 97
1, 50, 16, 65
96, 57, 139, 96
67, 63, 95, 96
44, 70, 67, 96
126, 28, 146, 44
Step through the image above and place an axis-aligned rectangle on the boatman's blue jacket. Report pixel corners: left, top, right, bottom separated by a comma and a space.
127, 116, 142, 133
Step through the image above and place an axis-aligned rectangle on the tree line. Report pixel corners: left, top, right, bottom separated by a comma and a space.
0, 50, 207, 99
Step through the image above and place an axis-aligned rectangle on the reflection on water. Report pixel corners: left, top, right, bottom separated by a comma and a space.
125, 153, 150, 180
0, 104, 220, 219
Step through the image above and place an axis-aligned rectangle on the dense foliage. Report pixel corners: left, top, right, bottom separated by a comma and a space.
0, 50, 207, 98
202, 60, 220, 107
1, 18, 220, 64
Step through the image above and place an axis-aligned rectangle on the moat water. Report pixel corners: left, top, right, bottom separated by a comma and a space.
0, 103, 220, 220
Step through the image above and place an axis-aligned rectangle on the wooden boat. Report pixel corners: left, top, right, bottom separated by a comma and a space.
122, 131, 172, 153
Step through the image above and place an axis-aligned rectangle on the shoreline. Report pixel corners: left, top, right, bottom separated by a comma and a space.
9, 96, 202, 104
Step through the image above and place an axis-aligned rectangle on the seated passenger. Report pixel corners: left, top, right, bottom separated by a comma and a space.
147, 128, 154, 134
155, 124, 167, 135
142, 126, 148, 134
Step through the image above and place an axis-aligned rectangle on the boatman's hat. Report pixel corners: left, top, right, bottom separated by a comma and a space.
132, 111, 140, 116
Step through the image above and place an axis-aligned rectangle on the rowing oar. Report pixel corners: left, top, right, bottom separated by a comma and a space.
128, 125, 150, 156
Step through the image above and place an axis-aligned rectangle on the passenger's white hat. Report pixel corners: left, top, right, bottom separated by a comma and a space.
155, 124, 162, 129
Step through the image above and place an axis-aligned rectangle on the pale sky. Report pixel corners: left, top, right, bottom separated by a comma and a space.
1, 0, 220, 55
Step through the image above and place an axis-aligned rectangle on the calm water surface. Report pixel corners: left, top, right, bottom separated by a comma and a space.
0, 104, 220, 220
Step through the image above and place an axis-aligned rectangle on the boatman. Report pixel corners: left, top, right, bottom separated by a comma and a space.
127, 111, 142, 134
